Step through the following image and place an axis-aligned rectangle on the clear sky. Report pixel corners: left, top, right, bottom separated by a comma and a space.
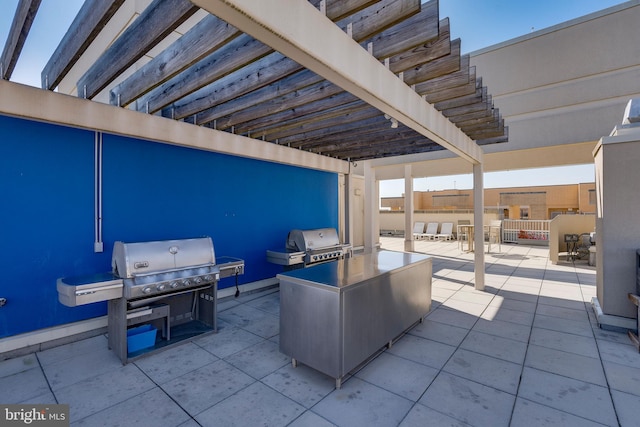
0, 0, 630, 195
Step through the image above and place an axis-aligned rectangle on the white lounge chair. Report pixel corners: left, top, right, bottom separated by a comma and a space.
424, 222, 439, 240
436, 222, 454, 241
412, 222, 426, 240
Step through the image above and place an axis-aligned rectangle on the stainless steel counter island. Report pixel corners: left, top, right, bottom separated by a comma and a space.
278, 250, 432, 388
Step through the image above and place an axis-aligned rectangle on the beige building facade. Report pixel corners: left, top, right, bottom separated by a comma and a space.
381, 183, 596, 220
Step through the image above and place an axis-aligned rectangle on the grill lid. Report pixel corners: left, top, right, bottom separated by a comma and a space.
286, 228, 340, 252
112, 237, 215, 279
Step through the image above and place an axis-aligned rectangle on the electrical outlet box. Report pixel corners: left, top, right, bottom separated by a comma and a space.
94, 242, 104, 253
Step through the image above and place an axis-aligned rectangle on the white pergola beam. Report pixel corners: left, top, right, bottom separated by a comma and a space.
190, 0, 483, 164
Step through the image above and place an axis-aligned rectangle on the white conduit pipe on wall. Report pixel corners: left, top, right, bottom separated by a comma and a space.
94, 131, 104, 253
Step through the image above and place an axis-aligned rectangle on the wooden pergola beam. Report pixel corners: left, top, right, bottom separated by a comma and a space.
198, 7, 441, 128
144, 0, 419, 117
157, 52, 300, 117
110, 14, 241, 107
195, 69, 324, 126
41, 0, 124, 90
308, 0, 379, 22
231, 90, 358, 135
387, 18, 450, 74
364, 0, 438, 59
135, 33, 274, 113
280, 114, 388, 148
1, 0, 41, 80
76, 0, 199, 99
213, 78, 342, 130
262, 104, 379, 141
402, 38, 460, 86
202, 13, 447, 133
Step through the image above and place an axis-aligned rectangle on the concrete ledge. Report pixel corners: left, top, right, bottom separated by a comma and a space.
1, 278, 279, 361
591, 297, 637, 333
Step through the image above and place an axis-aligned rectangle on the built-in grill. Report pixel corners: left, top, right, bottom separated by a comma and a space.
111, 237, 220, 304
266, 228, 352, 268
57, 236, 244, 363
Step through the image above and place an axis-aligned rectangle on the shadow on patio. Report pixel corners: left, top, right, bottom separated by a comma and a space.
0, 237, 638, 426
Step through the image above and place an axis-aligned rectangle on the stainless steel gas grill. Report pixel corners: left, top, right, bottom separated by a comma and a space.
111, 237, 219, 304
266, 228, 352, 268
57, 236, 244, 364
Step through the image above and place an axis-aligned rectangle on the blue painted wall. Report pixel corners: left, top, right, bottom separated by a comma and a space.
0, 114, 338, 338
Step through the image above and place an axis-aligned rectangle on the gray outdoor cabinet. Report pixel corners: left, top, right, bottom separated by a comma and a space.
278, 250, 432, 388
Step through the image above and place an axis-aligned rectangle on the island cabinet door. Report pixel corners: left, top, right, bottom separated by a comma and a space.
279, 279, 342, 378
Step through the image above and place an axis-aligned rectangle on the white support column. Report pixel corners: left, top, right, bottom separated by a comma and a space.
473, 163, 485, 291
363, 161, 377, 254
404, 164, 414, 252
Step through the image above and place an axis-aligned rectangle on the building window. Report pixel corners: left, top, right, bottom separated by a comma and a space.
588, 189, 596, 205
520, 207, 529, 219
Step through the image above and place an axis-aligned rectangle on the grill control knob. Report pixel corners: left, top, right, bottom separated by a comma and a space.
142, 287, 152, 294
194, 277, 203, 284
157, 284, 166, 292
170, 281, 179, 289
182, 279, 191, 286
204, 275, 213, 282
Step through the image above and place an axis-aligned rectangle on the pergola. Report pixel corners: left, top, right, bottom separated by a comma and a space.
1, 0, 509, 289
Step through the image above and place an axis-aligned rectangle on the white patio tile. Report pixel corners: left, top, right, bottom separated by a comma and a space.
55, 363, 155, 422
0, 364, 51, 403
408, 319, 470, 347
40, 342, 123, 390
288, 411, 337, 427
219, 304, 280, 339
497, 286, 539, 303
244, 291, 281, 315
312, 377, 413, 427
485, 305, 535, 326
36, 335, 109, 366
460, 330, 527, 364
0, 353, 40, 377
602, 360, 640, 396
193, 324, 263, 358
610, 390, 640, 427
518, 367, 617, 426
399, 403, 469, 427
449, 289, 496, 305
529, 327, 599, 358
442, 349, 521, 394
511, 398, 606, 427
533, 313, 593, 337
386, 334, 456, 370
161, 359, 254, 416
419, 372, 515, 427
134, 341, 218, 384
262, 363, 336, 409
524, 344, 607, 386
72, 387, 190, 426
537, 295, 588, 311
535, 303, 589, 322
354, 352, 438, 401
489, 295, 537, 313
596, 338, 640, 370
441, 299, 488, 316
426, 307, 478, 329
472, 317, 532, 343
197, 382, 304, 427
224, 339, 290, 379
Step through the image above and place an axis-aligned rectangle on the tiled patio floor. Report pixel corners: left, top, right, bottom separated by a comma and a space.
2, 237, 639, 426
